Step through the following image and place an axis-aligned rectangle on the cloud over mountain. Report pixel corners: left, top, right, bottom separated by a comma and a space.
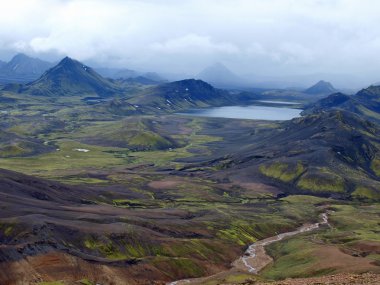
1, 0, 380, 87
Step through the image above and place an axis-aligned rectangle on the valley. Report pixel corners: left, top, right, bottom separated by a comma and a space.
0, 56, 379, 285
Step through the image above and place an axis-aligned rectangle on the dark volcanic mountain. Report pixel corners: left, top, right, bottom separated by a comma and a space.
303, 85, 380, 122
127, 79, 235, 112
197, 62, 245, 88
0, 53, 53, 83
21, 57, 121, 96
209, 110, 380, 201
304, 80, 337, 94
302, 92, 353, 113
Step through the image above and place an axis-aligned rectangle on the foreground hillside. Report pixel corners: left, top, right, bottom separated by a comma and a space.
255, 273, 380, 285
0, 113, 378, 284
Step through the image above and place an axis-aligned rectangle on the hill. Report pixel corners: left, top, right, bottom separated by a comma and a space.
0, 129, 53, 158
304, 80, 337, 94
209, 110, 380, 201
303, 85, 380, 122
0, 53, 53, 83
75, 116, 180, 151
126, 79, 236, 112
21, 57, 121, 96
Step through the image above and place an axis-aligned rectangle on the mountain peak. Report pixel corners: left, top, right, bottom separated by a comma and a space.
22, 57, 119, 96
11, 53, 30, 61
197, 62, 245, 88
305, 80, 336, 94
170, 78, 214, 89
207, 62, 229, 70
60, 56, 75, 63
57, 56, 87, 69
60, 56, 73, 62
0, 53, 53, 80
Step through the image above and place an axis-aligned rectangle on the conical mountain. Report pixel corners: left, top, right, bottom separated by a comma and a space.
0, 53, 53, 83
2, 53, 53, 75
304, 80, 337, 94
22, 57, 120, 96
197, 62, 245, 88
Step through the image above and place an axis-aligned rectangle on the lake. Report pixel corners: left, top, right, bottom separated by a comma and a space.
179, 105, 302, 121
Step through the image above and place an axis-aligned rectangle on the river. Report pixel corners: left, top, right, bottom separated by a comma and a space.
168, 212, 329, 285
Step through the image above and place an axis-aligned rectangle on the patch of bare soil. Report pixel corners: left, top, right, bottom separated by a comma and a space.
312, 245, 380, 274
221, 182, 282, 196
0, 251, 167, 285
254, 273, 380, 285
148, 179, 183, 189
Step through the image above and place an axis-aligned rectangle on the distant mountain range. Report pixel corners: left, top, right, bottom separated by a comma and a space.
0, 53, 165, 85
0, 53, 54, 83
2, 57, 238, 108
95, 67, 166, 82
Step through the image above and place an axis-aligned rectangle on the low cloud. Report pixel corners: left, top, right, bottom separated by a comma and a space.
151, 34, 240, 55
1, 0, 380, 87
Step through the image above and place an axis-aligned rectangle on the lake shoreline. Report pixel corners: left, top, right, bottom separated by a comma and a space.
177, 103, 303, 121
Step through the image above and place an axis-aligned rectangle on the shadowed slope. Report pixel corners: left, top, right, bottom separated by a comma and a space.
209, 111, 380, 200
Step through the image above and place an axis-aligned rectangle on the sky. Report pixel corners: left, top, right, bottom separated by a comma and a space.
1, 0, 380, 88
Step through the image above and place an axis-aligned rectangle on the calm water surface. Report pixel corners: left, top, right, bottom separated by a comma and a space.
179, 105, 302, 121
257, 100, 301, 105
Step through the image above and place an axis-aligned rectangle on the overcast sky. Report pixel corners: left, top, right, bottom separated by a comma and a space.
1, 0, 380, 87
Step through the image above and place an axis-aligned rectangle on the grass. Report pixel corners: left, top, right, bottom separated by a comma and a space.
297, 168, 345, 193
0, 140, 126, 178
326, 204, 380, 242
259, 161, 304, 182
262, 238, 319, 280
84, 237, 129, 260
79, 280, 94, 285
152, 256, 206, 278
1, 93, 380, 283
371, 158, 380, 176
0, 222, 15, 237
128, 131, 173, 150
217, 223, 258, 246
352, 186, 380, 201
0, 117, 221, 181
261, 202, 380, 280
